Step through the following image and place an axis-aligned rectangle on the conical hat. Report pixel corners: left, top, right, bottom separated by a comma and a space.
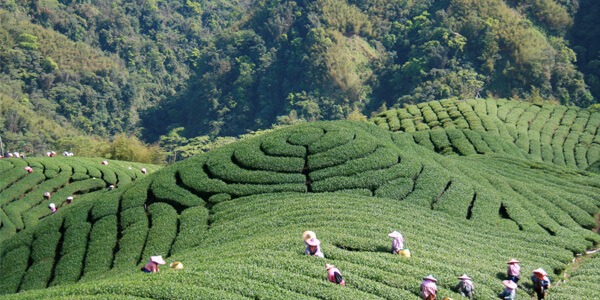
150, 255, 166, 265
532, 268, 547, 276
325, 264, 335, 270
423, 274, 437, 282
507, 258, 520, 264
458, 274, 471, 280
502, 280, 517, 289
388, 231, 402, 238
306, 237, 320, 246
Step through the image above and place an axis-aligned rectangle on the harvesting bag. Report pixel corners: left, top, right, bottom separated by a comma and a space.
397, 248, 411, 257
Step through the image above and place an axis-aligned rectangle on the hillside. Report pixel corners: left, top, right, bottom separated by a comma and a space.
1, 0, 600, 151
1, 103, 599, 298
0, 157, 160, 244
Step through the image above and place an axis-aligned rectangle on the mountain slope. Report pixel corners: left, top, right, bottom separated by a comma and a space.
1, 113, 599, 298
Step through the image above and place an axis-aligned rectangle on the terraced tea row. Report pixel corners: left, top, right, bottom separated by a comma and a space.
371, 99, 600, 170
0, 157, 159, 243
1, 121, 598, 297
3, 194, 599, 299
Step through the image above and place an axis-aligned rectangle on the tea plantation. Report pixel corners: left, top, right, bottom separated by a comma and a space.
1, 100, 600, 299
0, 157, 159, 244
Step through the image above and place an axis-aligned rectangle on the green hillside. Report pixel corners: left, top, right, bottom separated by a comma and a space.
371, 98, 600, 171
0, 157, 160, 244
1, 107, 599, 298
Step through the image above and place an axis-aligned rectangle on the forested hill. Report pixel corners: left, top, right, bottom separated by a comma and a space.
1, 0, 600, 152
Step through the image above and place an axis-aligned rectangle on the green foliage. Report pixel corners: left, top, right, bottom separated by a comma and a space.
0, 120, 600, 299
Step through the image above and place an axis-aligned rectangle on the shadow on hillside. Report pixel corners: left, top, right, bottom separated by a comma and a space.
333, 244, 391, 254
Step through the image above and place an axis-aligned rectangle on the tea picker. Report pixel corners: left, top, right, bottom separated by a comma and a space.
506, 258, 521, 283
531, 268, 550, 300
305, 237, 324, 258
500, 279, 517, 300
388, 230, 410, 257
142, 255, 166, 273
325, 264, 345, 286
420, 275, 438, 300
454, 274, 474, 299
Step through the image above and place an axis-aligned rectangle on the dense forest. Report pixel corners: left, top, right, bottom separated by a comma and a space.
1, 0, 599, 159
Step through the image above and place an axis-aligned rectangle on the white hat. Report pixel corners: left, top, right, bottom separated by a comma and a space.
303, 231, 316, 241
388, 231, 402, 238
423, 275, 437, 282
458, 274, 471, 280
150, 255, 166, 265
48, 203, 56, 209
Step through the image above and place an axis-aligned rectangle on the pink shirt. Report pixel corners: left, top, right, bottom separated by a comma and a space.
327, 267, 345, 285
144, 261, 159, 273
392, 236, 404, 251
420, 280, 437, 299
508, 264, 520, 276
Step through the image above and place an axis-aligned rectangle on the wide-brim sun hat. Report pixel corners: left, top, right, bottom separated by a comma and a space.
48, 203, 56, 209
532, 268, 547, 276
325, 264, 334, 270
423, 275, 437, 282
303, 230, 316, 241
507, 258, 520, 264
150, 255, 166, 265
388, 231, 402, 238
502, 280, 517, 289
306, 237, 321, 246
458, 274, 471, 280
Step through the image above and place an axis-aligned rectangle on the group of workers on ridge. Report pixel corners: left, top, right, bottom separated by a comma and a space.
303, 230, 550, 300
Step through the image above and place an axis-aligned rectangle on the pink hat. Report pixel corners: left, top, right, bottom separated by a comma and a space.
423, 275, 437, 282
150, 255, 166, 265
458, 274, 471, 280
532, 268, 547, 276
325, 263, 335, 270
502, 280, 517, 289
507, 259, 520, 264
306, 237, 321, 246
388, 231, 402, 238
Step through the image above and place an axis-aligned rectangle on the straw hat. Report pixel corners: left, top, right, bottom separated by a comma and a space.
502, 280, 517, 289
532, 268, 547, 276
306, 237, 321, 246
170, 261, 183, 269
48, 203, 56, 209
303, 230, 316, 241
458, 274, 471, 280
150, 255, 166, 265
325, 264, 335, 270
423, 275, 437, 282
388, 231, 402, 238
507, 258, 520, 264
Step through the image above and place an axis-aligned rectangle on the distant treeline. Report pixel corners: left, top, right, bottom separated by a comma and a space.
0, 0, 599, 155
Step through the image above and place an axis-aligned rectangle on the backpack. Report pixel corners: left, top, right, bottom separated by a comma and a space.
334, 272, 343, 284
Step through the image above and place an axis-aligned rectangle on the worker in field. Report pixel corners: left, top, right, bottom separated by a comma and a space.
101, 160, 108, 165
142, 255, 166, 273
141, 167, 147, 174
108, 184, 115, 191
531, 268, 550, 299
325, 264, 345, 286
24, 166, 33, 173
420, 275, 438, 300
48, 203, 57, 213
506, 258, 521, 283
66, 196, 74, 204
388, 230, 404, 253
44, 192, 51, 199
500, 280, 517, 300
455, 274, 474, 299
305, 237, 324, 258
